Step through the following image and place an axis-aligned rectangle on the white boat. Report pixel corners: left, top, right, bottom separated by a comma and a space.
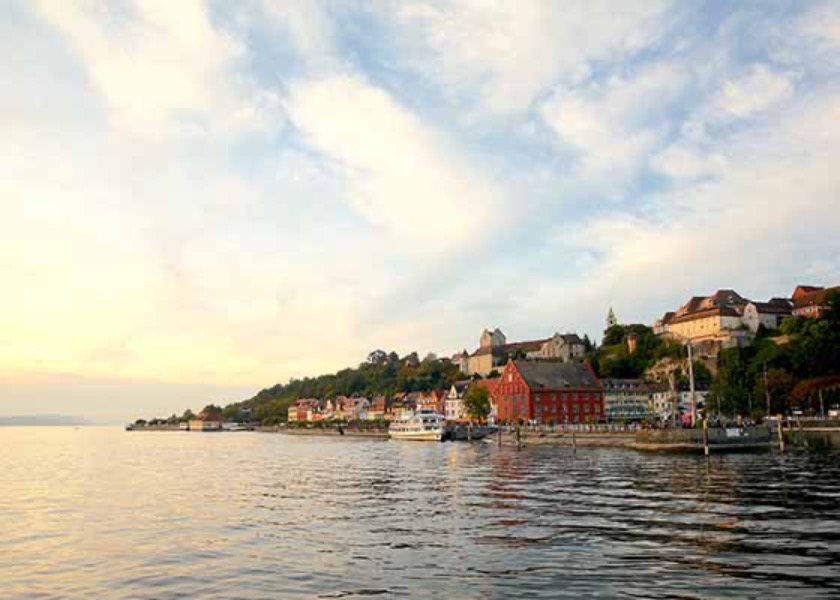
389, 408, 444, 441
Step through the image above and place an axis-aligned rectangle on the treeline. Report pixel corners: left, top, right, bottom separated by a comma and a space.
710, 303, 840, 418
590, 323, 712, 384
229, 350, 462, 425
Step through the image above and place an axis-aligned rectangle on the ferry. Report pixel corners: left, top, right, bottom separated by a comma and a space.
389, 408, 444, 441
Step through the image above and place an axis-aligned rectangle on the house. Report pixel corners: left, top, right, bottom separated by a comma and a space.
188, 412, 223, 431
463, 328, 587, 376
293, 399, 322, 422
656, 290, 751, 347
369, 395, 393, 421
792, 285, 840, 319
649, 382, 676, 421
601, 379, 654, 422
492, 360, 603, 425
677, 384, 710, 417
418, 390, 446, 413
392, 392, 420, 418
742, 299, 793, 333
444, 381, 471, 421
473, 378, 500, 424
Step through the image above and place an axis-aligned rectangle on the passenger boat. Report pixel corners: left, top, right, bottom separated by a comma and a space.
389, 408, 444, 441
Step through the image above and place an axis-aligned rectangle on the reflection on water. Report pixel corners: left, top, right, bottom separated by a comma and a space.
1, 427, 839, 598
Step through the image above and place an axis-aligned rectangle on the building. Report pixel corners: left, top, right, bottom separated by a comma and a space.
474, 378, 500, 424
655, 289, 795, 347
607, 307, 618, 329
188, 417, 222, 431
463, 328, 587, 376
650, 382, 676, 421
742, 299, 793, 333
444, 381, 470, 421
417, 390, 446, 413
293, 399, 322, 422
792, 285, 840, 319
660, 290, 750, 346
492, 360, 603, 425
601, 379, 654, 422
369, 396, 392, 421
333, 396, 370, 421
677, 385, 710, 417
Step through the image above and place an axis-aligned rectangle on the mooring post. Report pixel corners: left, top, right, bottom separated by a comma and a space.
777, 416, 785, 454
572, 428, 577, 454
703, 416, 709, 457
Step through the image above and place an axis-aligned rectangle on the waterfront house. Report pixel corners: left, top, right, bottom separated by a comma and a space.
188, 417, 222, 431
444, 381, 471, 421
650, 382, 676, 421
492, 360, 603, 425
470, 377, 500, 424
418, 390, 446, 413
369, 395, 392, 421
601, 379, 654, 422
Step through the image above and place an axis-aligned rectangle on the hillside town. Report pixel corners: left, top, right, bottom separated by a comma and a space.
135, 283, 840, 433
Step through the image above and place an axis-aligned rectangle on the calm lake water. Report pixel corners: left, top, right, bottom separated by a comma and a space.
2, 427, 840, 599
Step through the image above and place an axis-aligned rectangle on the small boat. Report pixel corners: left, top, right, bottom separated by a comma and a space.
444, 424, 499, 442
389, 408, 444, 441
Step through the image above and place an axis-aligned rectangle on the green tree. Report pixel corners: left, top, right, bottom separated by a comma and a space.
709, 347, 749, 416
463, 386, 491, 422
754, 367, 794, 415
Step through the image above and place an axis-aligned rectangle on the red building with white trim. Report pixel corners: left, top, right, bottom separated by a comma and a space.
493, 360, 604, 425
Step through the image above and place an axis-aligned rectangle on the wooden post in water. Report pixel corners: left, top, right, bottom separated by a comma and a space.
702, 415, 709, 457
572, 427, 577, 454
777, 416, 785, 454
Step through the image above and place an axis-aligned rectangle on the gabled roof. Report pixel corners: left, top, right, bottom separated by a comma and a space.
793, 285, 824, 300
511, 360, 601, 391
793, 286, 839, 309
473, 378, 499, 395
748, 299, 793, 315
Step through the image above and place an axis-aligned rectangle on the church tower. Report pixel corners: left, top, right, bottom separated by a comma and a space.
606, 307, 618, 329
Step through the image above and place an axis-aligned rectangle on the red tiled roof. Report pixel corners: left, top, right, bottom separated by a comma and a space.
793, 286, 840, 310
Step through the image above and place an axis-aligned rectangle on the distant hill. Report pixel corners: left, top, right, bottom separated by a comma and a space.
0, 414, 90, 426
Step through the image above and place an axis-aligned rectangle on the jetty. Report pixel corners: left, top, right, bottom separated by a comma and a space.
632, 427, 772, 453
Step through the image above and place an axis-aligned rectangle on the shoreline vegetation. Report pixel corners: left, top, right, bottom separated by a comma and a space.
130, 294, 840, 449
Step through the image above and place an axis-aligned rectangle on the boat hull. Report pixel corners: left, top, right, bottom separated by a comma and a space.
389, 431, 443, 442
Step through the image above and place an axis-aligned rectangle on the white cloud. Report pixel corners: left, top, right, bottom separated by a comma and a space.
797, 3, 840, 50
530, 91, 840, 331
395, 0, 673, 115
284, 73, 503, 258
539, 61, 689, 192
715, 64, 795, 118
34, 0, 281, 139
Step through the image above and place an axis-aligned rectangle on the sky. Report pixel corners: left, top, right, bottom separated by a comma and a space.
2, 0, 840, 423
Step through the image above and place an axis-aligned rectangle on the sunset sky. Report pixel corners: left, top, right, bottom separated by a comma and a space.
3, 1, 840, 422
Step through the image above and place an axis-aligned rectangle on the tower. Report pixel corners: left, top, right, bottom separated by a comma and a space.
606, 307, 618, 329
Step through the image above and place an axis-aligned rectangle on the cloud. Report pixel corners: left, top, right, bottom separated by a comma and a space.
394, 0, 673, 115
530, 90, 840, 331
715, 64, 795, 118
33, 0, 281, 139
284, 73, 503, 258
539, 61, 689, 193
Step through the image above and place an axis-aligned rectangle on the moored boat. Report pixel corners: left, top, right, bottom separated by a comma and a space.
389, 408, 444, 441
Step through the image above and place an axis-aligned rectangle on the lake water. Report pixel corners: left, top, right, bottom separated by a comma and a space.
2, 427, 839, 599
